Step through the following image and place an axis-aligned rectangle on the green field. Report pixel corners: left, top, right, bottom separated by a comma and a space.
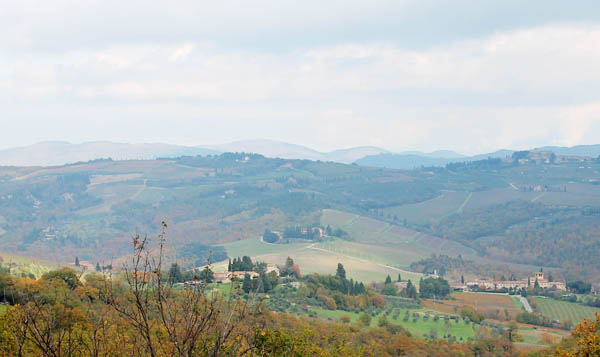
219, 235, 423, 283
215, 208, 486, 283
321, 209, 476, 258
308, 306, 477, 341
511, 296, 524, 310
534, 297, 600, 325
383, 190, 471, 225
462, 187, 538, 211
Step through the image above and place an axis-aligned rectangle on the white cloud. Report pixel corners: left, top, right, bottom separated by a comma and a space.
2, 13, 600, 153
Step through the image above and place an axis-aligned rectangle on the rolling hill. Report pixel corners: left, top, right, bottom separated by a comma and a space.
1, 150, 600, 284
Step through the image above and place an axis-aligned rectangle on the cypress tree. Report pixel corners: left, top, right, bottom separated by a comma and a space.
242, 274, 252, 293
336, 263, 346, 279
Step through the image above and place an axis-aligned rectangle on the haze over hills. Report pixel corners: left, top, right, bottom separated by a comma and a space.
0, 139, 389, 166
356, 149, 518, 169
0, 141, 219, 167
204, 139, 390, 163
2, 140, 600, 168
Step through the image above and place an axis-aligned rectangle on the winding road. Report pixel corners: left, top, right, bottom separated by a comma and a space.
519, 295, 533, 312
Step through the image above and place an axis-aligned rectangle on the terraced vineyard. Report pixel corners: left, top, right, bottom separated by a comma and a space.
534, 297, 600, 325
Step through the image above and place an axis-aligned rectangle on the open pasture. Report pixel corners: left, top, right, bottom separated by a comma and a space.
257, 245, 411, 283
534, 297, 600, 325
220, 236, 419, 283
314, 239, 425, 271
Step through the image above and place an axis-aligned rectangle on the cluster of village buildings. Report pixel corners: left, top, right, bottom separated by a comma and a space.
453, 272, 566, 291
211, 263, 280, 283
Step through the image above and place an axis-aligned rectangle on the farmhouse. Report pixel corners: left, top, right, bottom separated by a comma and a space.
231, 271, 260, 280
265, 264, 280, 275
465, 272, 565, 291
394, 281, 408, 291
213, 271, 232, 283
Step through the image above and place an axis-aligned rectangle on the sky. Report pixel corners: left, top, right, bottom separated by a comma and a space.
2, 1, 600, 155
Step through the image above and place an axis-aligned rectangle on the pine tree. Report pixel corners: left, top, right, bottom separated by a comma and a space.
95, 262, 101, 271
385, 275, 392, 284
397, 274, 402, 282
227, 259, 232, 272
75, 257, 79, 266
461, 275, 464, 284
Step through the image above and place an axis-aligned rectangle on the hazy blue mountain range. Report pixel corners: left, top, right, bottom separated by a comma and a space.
354, 150, 515, 169
535, 144, 600, 157
0, 140, 389, 166
204, 139, 389, 163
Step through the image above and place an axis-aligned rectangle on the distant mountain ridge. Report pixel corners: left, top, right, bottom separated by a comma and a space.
0, 141, 219, 166
205, 139, 389, 163
355, 146, 600, 169
0, 140, 599, 168
535, 144, 600, 157
0, 140, 389, 166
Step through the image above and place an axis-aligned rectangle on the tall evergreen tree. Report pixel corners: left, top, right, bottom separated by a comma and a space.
75, 257, 79, 266
168, 263, 184, 283
385, 275, 392, 284
336, 263, 346, 279
261, 273, 271, 293
242, 274, 252, 294
198, 267, 214, 283
397, 274, 402, 282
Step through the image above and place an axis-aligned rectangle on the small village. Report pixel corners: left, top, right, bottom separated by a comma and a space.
456, 272, 566, 292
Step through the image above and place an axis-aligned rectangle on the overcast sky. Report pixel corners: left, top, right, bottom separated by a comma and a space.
2, 1, 600, 154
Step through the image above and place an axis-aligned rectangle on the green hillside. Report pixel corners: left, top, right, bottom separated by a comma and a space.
1, 153, 600, 284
